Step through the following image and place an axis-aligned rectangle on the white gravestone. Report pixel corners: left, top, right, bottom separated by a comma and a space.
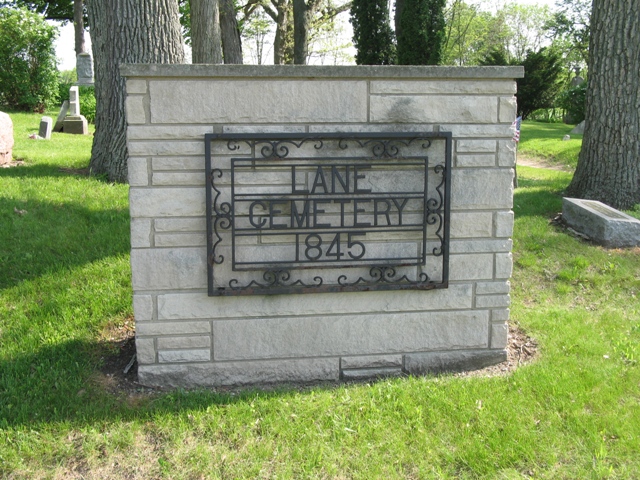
69, 86, 80, 116
39, 116, 53, 140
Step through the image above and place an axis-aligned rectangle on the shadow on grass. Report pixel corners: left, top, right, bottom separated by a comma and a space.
514, 171, 571, 218
0, 338, 325, 429
0, 173, 129, 289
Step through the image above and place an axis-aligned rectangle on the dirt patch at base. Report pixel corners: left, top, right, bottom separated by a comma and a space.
517, 155, 573, 171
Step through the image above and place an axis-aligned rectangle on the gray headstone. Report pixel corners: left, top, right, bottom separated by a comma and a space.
76, 53, 94, 85
562, 135, 570, 141
39, 116, 53, 140
53, 100, 69, 132
69, 86, 80, 116
571, 75, 585, 87
563, 197, 640, 248
570, 121, 585, 135
0, 111, 14, 165
63, 115, 88, 135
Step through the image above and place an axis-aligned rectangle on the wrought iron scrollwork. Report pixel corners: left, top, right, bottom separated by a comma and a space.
206, 131, 451, 296
338, 137, 432, 158
229, 269, 323, 291
209, 168, 232, 265
337, 265, 432, 288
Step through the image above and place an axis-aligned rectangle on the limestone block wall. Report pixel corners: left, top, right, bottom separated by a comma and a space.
121, 65, 523, 388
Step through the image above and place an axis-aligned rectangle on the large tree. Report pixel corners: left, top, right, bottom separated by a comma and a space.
86, 0, 184, 182
566, 0, 639, 210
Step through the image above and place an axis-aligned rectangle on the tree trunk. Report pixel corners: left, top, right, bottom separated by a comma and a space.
73, 0, 85, 55
86, 0, 184, 182
271, 0, 292, 64
220, 0, 243, 63
566, 0, 640, 210
191, 0, 223, 63
293, 0, 310, 64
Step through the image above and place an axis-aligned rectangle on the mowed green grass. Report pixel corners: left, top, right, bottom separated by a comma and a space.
1, 111, 639, 479
518, 121, 583, 169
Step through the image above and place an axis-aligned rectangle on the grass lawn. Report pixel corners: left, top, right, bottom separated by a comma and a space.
518, 121, 583, 170
1, 111, 639, 479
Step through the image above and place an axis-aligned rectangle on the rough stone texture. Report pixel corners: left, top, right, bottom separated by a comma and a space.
563, 197, 640, 247
371, 95, 497, 124
340, 354, 403, 370
123, 66, 522, 388
490, 323, 509, 349
128, 157, 149, 186
341, 367, 403, 380
63, 115, 88, 135
133, 294, 154, 321
451, 169, 513, 209
150, 80, 368, 124
125, 96, 147, 124
212, 310, 489, 361
158, 349, 210, 363
138, 357, 341, 388
53, 101, 69, 132
131, 248, 207, 290
136, 338, 156, 364
0, 112, 14, 164
157, 284, 473, 320
495, 211, 514, 238
404, 349, 507, 375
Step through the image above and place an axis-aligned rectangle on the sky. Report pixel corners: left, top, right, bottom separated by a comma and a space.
53, 0, 559, 71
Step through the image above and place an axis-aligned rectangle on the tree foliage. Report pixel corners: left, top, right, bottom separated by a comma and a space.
397, 0, 445, 65
1, 0, 73, 21
482, 46, 563, 120
349, 0, 395, 65
547, 0, 591, 69
0, 7, 59, 112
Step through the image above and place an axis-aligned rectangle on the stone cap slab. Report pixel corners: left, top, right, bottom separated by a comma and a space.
563, 197, 640, 248
120, 64, 524, 80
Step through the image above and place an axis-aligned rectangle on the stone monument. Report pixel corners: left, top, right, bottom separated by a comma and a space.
76, 53, 94, 86
63, 86, 89, 135
122, 64, 523, 388
0, 111, 13, 165
53, 101, 69, 132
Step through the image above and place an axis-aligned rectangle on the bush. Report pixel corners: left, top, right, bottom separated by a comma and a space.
397, 0, 446, 65
79, 86, 96, 123
0, 8, 59, 112
558, 82, 587, 124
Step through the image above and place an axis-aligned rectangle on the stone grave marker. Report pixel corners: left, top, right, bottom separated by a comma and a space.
39, 116, 53, 140
53, 100, 69, 132
63, 86, 89, 135
563, 197, 640, 247
76, 53, 94, 85
0, 111, 13, 165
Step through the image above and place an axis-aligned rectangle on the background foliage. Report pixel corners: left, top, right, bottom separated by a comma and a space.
0, 7, 59, 112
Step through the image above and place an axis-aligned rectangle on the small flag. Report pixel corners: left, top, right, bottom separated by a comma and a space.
512, 116, 522, 143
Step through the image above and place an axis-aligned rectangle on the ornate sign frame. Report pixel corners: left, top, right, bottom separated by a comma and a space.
205, 132, 451, 296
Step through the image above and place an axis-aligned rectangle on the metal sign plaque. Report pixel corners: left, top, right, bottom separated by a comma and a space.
205, 132, 451, 296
